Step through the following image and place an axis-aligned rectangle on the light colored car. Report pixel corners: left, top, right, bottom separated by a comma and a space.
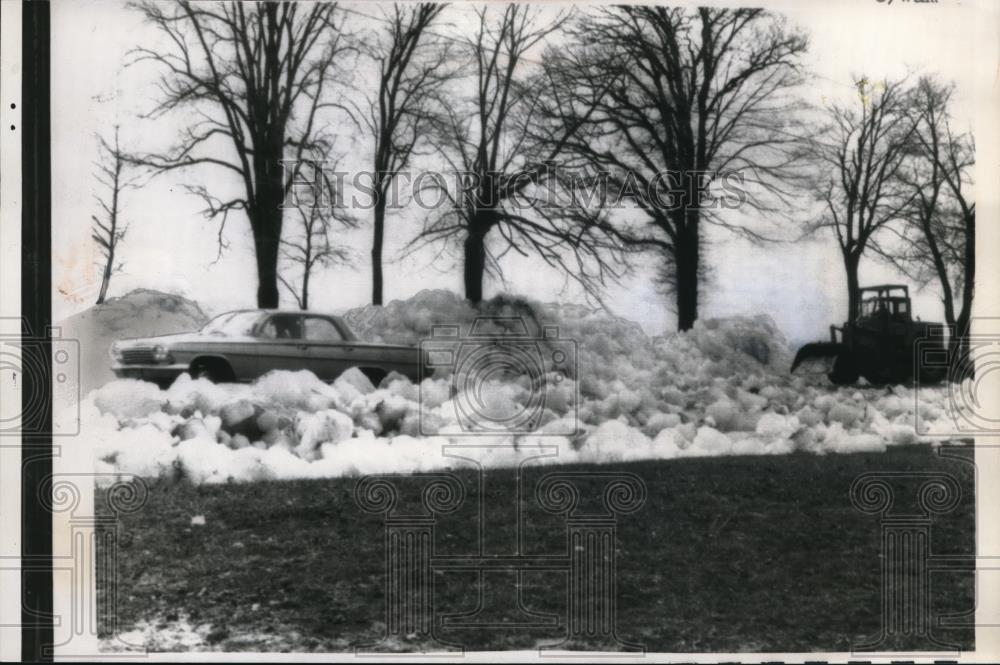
110, 309, 421, 387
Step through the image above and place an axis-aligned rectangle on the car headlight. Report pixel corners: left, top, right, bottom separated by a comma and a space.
152, 345, 173, 363
109, 341, 123, 362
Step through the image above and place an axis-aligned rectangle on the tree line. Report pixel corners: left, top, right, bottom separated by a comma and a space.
92, 1, 973, 344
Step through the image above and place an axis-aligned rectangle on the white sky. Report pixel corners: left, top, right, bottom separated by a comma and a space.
50, 0, 997, 344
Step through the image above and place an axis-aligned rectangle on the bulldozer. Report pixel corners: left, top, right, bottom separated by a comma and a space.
791, 284, 948, 385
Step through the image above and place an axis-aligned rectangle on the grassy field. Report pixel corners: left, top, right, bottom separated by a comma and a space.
96, 445, 975, 653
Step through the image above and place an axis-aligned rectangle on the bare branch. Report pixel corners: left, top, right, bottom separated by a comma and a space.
91, 125, 131, 304
126, 0, 354, 307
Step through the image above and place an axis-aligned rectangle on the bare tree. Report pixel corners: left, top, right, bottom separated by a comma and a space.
940, 126, 976, 356
808, 75, 919, 325
91, 126, 137, 305
878, 76, 975, 353
347, 3, 449, 305
127, 1, 350, 307
414, 5, 628, 304
278, 203, 353, 310
539, 7, 809, 331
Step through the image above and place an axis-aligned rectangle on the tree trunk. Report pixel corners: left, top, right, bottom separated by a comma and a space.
97, 166, 119, 305
254, 228, 281, 308
963, 211, 975, 316
845, 251, 861, 326
96, 251, 112, 305
951, 309, 971, 373
941, 287, 956, 330
301, 268, 310, 311
251, 202, 282, 309
951, 210, 975, 368
463, 224, 488, 304
371, 202, 385, 305
674, 213, 700, 331
921, 217, 955, 328
252, 131, 285, 309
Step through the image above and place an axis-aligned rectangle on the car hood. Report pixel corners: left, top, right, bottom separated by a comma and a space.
114, 331, 255, 346
347, 340, 419, 351
114, 332, 419, 351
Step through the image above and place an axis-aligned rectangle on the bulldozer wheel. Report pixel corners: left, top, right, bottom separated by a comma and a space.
828, 353, 859, 385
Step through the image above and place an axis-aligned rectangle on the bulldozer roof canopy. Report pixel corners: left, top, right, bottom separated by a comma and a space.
859, 284, 909, 295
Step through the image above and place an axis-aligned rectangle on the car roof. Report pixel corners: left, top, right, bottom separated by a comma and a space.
219, 309, 342, 318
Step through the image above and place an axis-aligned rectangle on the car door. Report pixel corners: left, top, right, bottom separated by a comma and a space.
300, 315, 355, 381
254, 313, 313, 376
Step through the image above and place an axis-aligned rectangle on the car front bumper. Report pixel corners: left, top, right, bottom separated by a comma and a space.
111, 363, 189, 386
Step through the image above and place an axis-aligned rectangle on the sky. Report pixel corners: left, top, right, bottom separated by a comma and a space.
50, 0, 996, 344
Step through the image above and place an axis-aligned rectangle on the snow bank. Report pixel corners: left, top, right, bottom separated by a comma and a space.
84, 289, 963, 485
58, 289, 209, 394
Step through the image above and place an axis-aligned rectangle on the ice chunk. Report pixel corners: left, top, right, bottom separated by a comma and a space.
164, 374, 234, 417
295, 409, 354, 460
108, 424, 178, 479
373, 393, 415, 433
220, 399, 256, 429
705, 399, 741, 432
229, 447, 274, 482
336, 367, 377, 396
176, 418, 213, 442
584, 420, 652, 462
681, 426, 733, 458
418, 378, 452, 410
795, 405, 823, 428
256, 409, 280, 433
94, 380, 164, 419
544, 376, 576, 415
385, 375, 419, 402
822, 423, 887, 454
261, 445, 314, 480
254, 370, 342, 411
731, 437, 768, 456
755, 413, 800, 439
175, 437, 238, 485
650, 427, 683, 458
828, 403, 864, 428
880, 423, 919, 447
643, 412, 682, 437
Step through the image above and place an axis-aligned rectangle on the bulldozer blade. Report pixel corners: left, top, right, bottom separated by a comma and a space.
791, 342, 846, 373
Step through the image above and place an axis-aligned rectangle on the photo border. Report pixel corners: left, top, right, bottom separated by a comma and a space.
21, 1, 54, 661
5, 0, 1000, 661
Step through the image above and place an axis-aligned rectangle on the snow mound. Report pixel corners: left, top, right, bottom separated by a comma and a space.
58, 289, 209, 393
82, 289, 963, 485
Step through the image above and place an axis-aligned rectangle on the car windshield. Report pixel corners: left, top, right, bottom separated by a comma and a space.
201, 311, 262, 336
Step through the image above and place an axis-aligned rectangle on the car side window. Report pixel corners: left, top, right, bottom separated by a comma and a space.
303, 317, 344, 342
260, 315, 304, 340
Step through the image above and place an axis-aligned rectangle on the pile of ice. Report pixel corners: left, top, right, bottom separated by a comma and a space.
58, 289, 209, 393
78, 290, 966, 485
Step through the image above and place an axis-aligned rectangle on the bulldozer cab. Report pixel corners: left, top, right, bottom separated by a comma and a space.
857, 285, 911, 329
